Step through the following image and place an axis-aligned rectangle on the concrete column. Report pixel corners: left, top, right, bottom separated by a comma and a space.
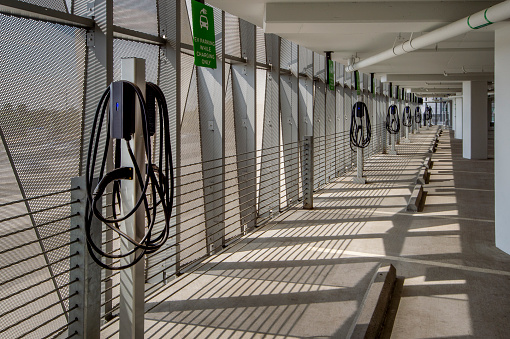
462, 81, 487, 159
454, 93, 463, 139
495, 24, 510, 254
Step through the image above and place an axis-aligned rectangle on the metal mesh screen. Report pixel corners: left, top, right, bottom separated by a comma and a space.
225, 12, 241, 58
182, 0, 193, 46
256, 27, 266, 65
0, 14, 86, 338
113, 0, 158, 36
224, 66, 242, 242
179, 65, 207, 267
19, 0, 68, 12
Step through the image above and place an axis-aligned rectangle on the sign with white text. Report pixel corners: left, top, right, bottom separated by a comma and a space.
192, 0, 216, 69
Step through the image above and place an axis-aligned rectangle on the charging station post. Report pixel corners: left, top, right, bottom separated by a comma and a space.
119, 57, 146, 339
353, 93, 366, 184
351, 71, 369, 184
404, 105, 411, 143
388, 101, 397, 155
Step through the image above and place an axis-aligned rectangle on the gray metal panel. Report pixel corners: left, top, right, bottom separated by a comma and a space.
280, 39, 299, 207
259, 33, 280, 218
336, 62, 344, 86
325, 80, 336, 181
224, 65, 242, 241
299, 45, 313, 79
344, 87, 353, 171
179, 66, 207, 266
314, 52, 325, 82
145, 0, 180, 282
314, 80, 326, 190
336, 86, 345, 176
196, 7, 224, 254
232, 19, 257, 231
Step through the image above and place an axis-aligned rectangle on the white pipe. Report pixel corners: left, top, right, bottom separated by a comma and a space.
346, 0, 510, 72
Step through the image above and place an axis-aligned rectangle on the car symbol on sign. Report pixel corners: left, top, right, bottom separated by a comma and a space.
200, 8, 208, 30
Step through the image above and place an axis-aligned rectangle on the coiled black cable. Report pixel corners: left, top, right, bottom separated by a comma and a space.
415, 106, 422, 124
402, 106, 413, 127
85, 81, 174, 270
385, 104, 400, 134
350, 101, 372, 151
424, 106, 432, 121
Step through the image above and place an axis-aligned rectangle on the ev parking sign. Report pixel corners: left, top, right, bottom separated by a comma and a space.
191, 0, 217, 69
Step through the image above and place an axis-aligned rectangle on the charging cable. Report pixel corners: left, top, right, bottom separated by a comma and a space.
402, 106, 412, 127
415, 106, 422, 124
386, 104, 400, 134
350, 101, 372, 151
85, 81, 174, 270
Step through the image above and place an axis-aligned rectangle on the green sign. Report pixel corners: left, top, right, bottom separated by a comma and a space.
192, 0, 216, 69
328, 59, 335, 91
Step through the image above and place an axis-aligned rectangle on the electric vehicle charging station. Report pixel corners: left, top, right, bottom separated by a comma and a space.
80, 58, 175, 338
350, 71, 371, 184
386, 85, 399, 155
415, 106, 422, 134
425, 106, 432, 129
403, 104, 412, 143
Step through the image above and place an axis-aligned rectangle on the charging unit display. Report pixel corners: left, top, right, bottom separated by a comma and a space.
415, 106, 422, 133
386, 103, 400, 155
350, 71, 371, 184
402, 105, 412, 142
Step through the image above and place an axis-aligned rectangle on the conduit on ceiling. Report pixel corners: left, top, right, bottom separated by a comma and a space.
345, 0, 510, 72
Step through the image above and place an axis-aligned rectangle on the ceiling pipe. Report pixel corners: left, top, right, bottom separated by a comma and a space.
345, 0, 510, 72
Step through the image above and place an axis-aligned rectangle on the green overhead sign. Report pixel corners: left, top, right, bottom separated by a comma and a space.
192, 0, 216, 69
355, 71, 361, 96
328, 59, 335, 91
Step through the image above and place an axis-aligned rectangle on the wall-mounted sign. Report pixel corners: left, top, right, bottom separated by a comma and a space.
328, 59, 335, 91
192, 0, 216, 69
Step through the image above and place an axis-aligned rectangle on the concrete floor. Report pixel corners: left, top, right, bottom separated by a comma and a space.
103, 128, 510, 338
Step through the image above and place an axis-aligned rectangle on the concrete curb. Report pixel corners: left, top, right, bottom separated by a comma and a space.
349, 265, 397, 339
416, 167, 429, 185
423, 155, 433, 169
407, 184, 424, 211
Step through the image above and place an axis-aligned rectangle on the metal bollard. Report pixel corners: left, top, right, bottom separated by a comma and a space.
303, 136, 314, 209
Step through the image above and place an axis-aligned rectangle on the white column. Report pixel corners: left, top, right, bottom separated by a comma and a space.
120, 58, 146, 339
495, 24, 510, 254
454, 94, 463, 139
462, 81, 487, 159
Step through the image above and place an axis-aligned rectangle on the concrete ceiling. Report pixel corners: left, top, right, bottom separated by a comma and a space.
207, 0, 500, 97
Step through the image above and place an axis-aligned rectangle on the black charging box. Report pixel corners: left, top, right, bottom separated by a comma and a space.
110, 81, 136, 140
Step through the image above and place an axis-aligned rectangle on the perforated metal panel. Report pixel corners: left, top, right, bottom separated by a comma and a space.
313, 81, 326, 190
181, 0, 193, 46
0, 14, 86, 338
19, 0, 68, 12
225, 12, 241, 58
179, 66, 207, 267
113, 0, 158, 36
256, 27, 266, 65
224, 66, 242, 242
